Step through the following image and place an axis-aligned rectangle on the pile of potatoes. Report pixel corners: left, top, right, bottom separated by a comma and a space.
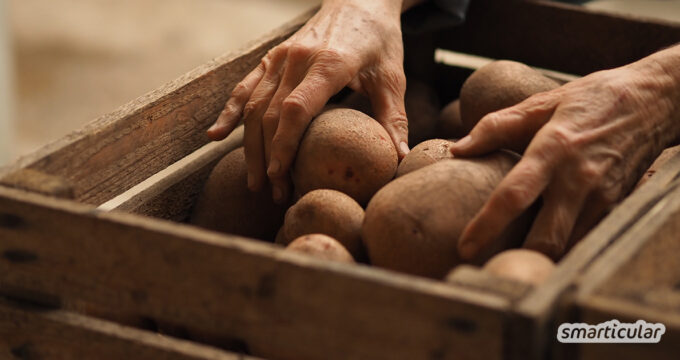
191, 60, 561, 286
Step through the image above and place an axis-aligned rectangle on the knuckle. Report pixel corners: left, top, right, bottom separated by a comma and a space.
287, 43, 313, 61
282, 94, 311, 121
546, 124, 579, 157
261, 110, 279, 128
231, 82, 249, 102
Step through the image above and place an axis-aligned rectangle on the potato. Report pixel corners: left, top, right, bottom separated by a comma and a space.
285, 234, 355, 263
336, 80, 440, 146
436, 99, 465, 139
482, 249, 555, 285
293, 108, 398, 205
396, 139, 454, 177
190, 147, 286, 241
460, 60, 559, 133
405, 80, 440, 145
362, 152, 535, 278
278, 189, 365, 259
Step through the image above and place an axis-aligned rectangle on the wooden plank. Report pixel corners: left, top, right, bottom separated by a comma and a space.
446, 265, 532, 303
98, 126, 244, 221
507, 150, 680, 359
0, 298, 256, 360
437, 0, 680, 76
554, 175, 680, 359
0, 8, 316, 206
561, 295, 680, 360
0, 186, 511, 360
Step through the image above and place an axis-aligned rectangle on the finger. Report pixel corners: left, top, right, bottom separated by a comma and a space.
458, 156, 553, 261
368, 71, 409, 158
450, 92, 559, 157
207, 63, 265, 140
262, 53, 310, 203
267, 60, 352, 200
243, 52, 286, 191
522, 182, 589, 261
262, 46, 311, 166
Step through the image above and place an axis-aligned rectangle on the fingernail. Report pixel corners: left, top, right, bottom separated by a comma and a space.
399, 141, 410, 155
247, 173, 255, 190
207, 122, 220, 132
272, 185, 283, 203
453, 136, 472, 151
268, 158, 281, 177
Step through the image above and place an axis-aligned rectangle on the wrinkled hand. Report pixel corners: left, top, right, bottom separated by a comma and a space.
451, 53, 680, 260
207, 0, 410, 203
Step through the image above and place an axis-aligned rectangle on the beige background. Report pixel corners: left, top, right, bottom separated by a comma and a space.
2, 0, 680, 165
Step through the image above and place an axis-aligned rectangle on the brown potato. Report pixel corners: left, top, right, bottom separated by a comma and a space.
362, 152, 535, 278
396, 139, 454, 177
482, 249, 555, 285
293, 108, 398, 205
285, 234, 355, 263
460, 60, 559, 133
436, 99, 465, 139
190, 147, 286, 241
278, 189, 365, 259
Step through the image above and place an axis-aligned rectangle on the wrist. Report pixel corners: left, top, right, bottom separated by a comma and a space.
628, 45, 680, 147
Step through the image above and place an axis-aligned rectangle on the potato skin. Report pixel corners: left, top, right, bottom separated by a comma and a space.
363, 152, 534, 278
285, 234, 355, 263
460, 60, 559, 133
483, 249, 555, 285
396, 139, 454, 177
279, 189, 365, 259
190, 147, 286, 241
293, 108, 398, 205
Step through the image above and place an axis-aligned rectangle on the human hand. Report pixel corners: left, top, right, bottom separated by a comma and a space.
207, 0, 411, 204
451, 53, 680, 260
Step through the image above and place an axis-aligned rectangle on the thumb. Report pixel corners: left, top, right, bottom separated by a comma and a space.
369, 75, 410, 158
451, 92, 558, 157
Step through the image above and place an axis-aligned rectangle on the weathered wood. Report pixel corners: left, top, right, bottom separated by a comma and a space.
634, 144, 680, 190
437, 0, 680, 76
0, 297, 256, 360
446, 265, 532, 303
561, 295, 680, 360
0, 8, 316, 206
554, 173, 680, 359
0, 169, 75, 199
507, 147, 680, 359
0, 186, 510, 360
99, 126, 244, 222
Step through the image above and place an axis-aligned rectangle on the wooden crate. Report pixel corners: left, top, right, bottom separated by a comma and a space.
1, 1, 679, 359
552, 152, 680, 360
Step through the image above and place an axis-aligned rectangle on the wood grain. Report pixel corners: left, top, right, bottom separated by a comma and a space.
0, 186, 510, 360
100, 126, 244, 222
0, 8, 316, 207
0, 297, 257, 360
437, 0, 680, 76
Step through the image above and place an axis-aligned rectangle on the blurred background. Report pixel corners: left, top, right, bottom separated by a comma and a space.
0, 0, 679, 166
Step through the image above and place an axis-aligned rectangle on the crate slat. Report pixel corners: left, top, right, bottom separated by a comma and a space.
0, 186, 510, 360
0, 298, 255, 360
